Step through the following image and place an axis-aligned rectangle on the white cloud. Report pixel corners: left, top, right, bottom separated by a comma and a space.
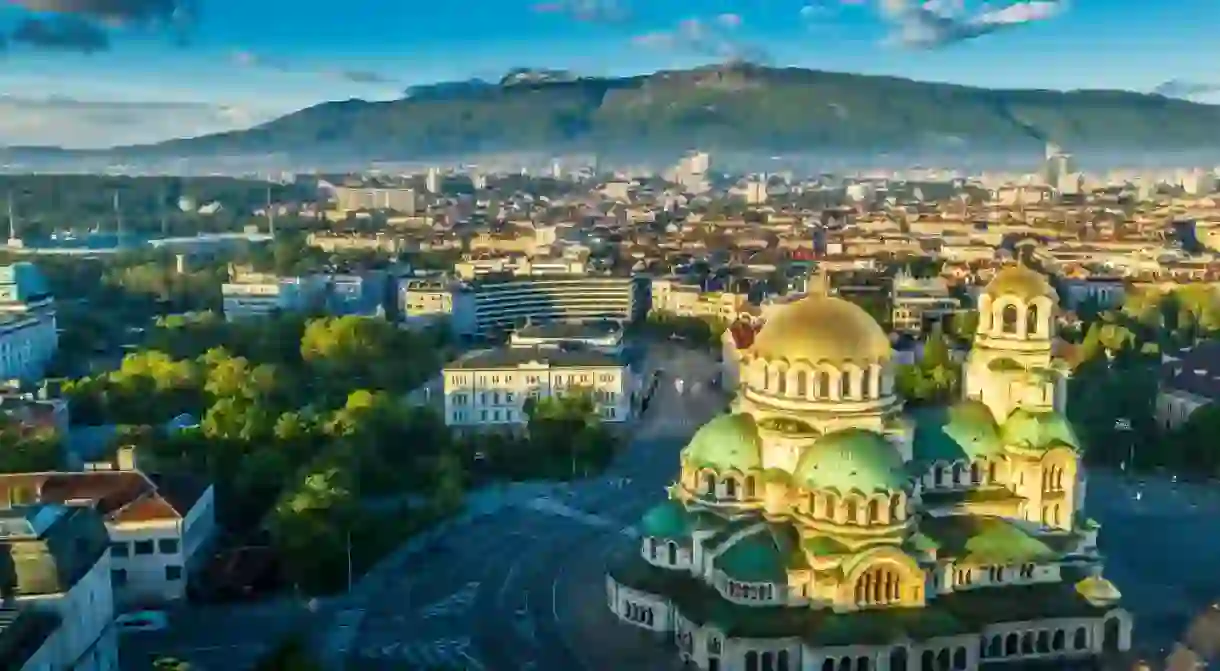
0, 96, 283, 148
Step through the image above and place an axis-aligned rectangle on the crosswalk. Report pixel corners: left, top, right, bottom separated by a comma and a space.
359, 637, 486, 670
421, 581, 480, 619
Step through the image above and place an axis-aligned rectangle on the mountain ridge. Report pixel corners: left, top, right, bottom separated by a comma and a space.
24, 64, 1220, 159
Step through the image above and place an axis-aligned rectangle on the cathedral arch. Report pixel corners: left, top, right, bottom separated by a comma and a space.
889, 494, 905, 522
816, 367, 834, 399
745, 475, 757, 498
1001, 303, 1020, 335
970, 462, 981, 484
773, 361, 789, 396
866, 498, 881, 524
702, 470, 717, 495
793, 368, 809, 398
951, 462, 964, 485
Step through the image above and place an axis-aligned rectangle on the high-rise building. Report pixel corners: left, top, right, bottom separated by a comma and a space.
426, 167, 443, 194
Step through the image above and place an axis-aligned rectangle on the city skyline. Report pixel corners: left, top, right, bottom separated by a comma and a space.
0, 0, 1217, 147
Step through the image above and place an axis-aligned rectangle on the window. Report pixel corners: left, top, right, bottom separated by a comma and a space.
159, 538, 179, 554
110, 542, 129, 558
165, 565, 183, 581
134, 540, 155, 555
112, 569, 128, 586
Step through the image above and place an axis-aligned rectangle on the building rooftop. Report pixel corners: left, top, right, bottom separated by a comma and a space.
447, 345, 623, 370
0, 503, 110, 597
513, 320, 623, 341
0, 468, 210, 525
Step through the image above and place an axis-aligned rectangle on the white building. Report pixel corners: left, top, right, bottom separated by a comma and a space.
0, 503, 118, 671
443, 346, 634, 429
222, 266, 330, 321
1156, 341, 1220, 430
0, 447, 216, 605
0, 263, 57, 382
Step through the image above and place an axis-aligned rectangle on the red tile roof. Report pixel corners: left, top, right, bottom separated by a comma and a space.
0, 469, 208, 524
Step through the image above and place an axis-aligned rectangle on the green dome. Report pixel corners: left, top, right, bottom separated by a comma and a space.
714, 524, 801, 582
682, 413, 763, 472
793, 429, 910, 493
640, 499, 694, 540
1002, 408, 1080, 451
913, 400, 1005, 464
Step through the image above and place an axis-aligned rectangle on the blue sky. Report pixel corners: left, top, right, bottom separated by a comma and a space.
0, 0, 1217, 146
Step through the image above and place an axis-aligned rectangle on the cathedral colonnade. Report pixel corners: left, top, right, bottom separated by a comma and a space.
608, 571, 1133, 671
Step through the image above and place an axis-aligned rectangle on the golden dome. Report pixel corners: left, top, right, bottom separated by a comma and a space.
749, 295, 891, 363
983, 265, 1056, 301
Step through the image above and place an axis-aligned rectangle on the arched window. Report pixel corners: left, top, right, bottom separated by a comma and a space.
746, 651, 759, 671
933, 465, 945, 487
745, 476, 757, 498
857, 656, 871, 671
854, 565, 903, 606
794, 371, 807, 397
667, 542, 677, 565
1036, 631, 1050, 653
704, 473, 716, 495
776, 369, 787, 395
889, 495, 903, 522
840, 372, 852, 399
725, 478, 737, 499
860, 370, 872, 399
1005, 633, 1018, 655
970, 462, 981, 484
1073, 627, 1088, 650
817, 371, 831, 398
1052, 630, 1065, 651
777, 650, 790, 671
921, 650, 935, 671
1052, 504, 1061, 526
936, 649, 949, 671
951, 463, 964, 485
1001, 304, 1020, 334
648, 538, 657, 559
1027, 303, 1041, 337
822, 659, 835, 671
952, 648, 966, 670
846, 499, 859, 523
988, 461, 997, 483
1021, 632, 1034, 654
867, 499, 880, 524
825, 493, 838, 517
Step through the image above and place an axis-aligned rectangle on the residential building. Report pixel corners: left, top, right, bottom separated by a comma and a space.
1156, 341, 1220, 430
327, 272, 389, 317
331, 186, 418, 214
442, 346, 634, 429
221, 265, 330, 320
0, 503, 118, 671
400, 278, 454, 320
650, 278, 751, 322
0, 263, 57, 382
0, 446, 216, 605
891, 269, 961, 335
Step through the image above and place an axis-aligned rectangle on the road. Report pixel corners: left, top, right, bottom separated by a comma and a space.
341, 342, 724, 671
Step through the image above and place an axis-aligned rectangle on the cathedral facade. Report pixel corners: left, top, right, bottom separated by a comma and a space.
606, 266, 1132, 671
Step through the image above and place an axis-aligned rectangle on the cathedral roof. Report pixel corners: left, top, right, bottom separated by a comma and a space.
747, 294, 892, 364
640, 499, 697, 540
681, 413, 763, 473
1001, 408, 1081, 452
912, 400, 1006, 464
983, 265, 1057, 301
793, 429, 910, 494
714, 524, 804, 583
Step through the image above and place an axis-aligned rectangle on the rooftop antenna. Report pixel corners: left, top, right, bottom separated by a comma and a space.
159, 185, 168, 237
113, 191, 124, 239
266, 186, 276, 237
6, 192, 15, 242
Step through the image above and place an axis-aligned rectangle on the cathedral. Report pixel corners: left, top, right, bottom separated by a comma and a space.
606, 266, 1133, 671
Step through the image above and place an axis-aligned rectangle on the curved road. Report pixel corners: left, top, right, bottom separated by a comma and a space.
344, 344, 723, 670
